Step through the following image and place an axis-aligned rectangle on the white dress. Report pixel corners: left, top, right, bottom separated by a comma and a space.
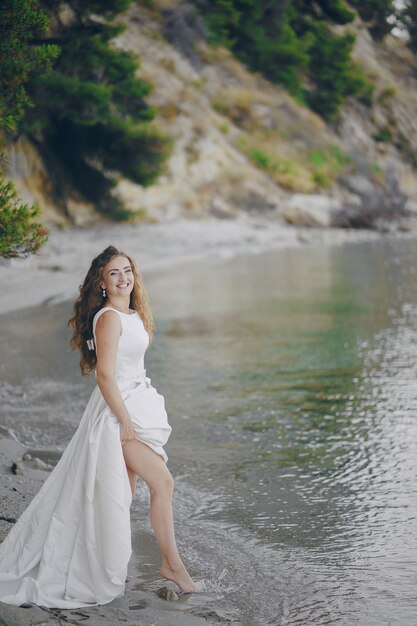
0, 306, 171, 608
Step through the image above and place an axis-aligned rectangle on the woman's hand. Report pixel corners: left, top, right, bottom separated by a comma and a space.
120, 417, 135, 446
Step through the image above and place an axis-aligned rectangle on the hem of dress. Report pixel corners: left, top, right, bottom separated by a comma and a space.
131, 435, 168, 463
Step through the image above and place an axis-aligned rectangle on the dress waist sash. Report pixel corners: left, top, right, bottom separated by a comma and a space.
115, 369, 151, 387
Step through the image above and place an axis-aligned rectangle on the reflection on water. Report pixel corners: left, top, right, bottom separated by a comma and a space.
1, 238, 417, 624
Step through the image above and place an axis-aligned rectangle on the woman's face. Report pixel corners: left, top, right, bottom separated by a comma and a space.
100, 255, 134, 298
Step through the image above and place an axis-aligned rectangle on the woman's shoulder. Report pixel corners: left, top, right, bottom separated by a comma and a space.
93, 307, 123, 332
93, 306, 120, 321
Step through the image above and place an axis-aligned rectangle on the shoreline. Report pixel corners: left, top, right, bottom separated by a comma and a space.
0, 215, 404, 318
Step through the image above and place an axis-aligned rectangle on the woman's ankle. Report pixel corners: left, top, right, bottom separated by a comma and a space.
160, 558, 184, 573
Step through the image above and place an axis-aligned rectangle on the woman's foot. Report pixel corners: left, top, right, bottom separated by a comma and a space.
160, 560, 197, 593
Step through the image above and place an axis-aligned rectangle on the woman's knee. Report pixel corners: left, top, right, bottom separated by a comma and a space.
150, 471, 174, 496
162, 471, 174, 494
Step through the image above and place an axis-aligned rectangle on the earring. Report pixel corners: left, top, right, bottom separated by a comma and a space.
102, 288, 106, 298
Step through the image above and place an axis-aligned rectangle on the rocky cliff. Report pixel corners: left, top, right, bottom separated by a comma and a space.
6, 1, 417, 230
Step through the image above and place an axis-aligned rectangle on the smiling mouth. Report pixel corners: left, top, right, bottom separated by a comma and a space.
117, 283, 130, 288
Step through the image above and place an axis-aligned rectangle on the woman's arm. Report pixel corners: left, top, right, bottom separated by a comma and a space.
95, 310, 135, 443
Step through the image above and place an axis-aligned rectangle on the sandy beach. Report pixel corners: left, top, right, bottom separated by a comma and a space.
0, 216, 411, 626
0, 216, 387, 317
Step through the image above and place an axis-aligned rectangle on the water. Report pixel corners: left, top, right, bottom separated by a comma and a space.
1, 237, 417, 625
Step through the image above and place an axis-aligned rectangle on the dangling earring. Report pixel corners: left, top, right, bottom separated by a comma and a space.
102, 288, 106, 298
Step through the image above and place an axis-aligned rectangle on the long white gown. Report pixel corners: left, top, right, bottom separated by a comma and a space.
0, 306, 172, 608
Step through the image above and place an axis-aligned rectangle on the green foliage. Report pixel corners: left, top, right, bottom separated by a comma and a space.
373, 126, 393, 142
248, 147, 276, 172
238, 136, 305, 190
378, 85, 396, 105
311, 0, 355, 24
0, 168, 48, 258
205, 0, 241, 48
44, 118, 169, 220
198, 0, 373, 120
349, 0, 395, 40
364, 0, 417, 53
204, 1, 308, 98
19, 0, 169, 220
401, 1, 417, 52
307, 146, 351, 187
307, 146, 351, 171
238, 135, 351, 191
0, 0, 59, 132
306, 23, 373, 120
370, 162, 384, 174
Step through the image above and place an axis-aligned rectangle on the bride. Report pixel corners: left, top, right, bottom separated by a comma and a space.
0, 245, 196, 608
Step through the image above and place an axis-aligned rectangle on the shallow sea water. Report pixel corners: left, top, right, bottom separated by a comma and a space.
1, 237, 417, 625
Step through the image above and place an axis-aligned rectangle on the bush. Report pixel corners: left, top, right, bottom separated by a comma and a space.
238, 135, 351, 191
307, 146, 351, 187
0, 169, 48, 258
306, 24, 372, 121
373, 126, 393, 142
378, 85, 397, 105
197, 0, 373, 120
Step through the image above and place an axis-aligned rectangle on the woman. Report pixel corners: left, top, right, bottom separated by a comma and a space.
0, 245, 195, 608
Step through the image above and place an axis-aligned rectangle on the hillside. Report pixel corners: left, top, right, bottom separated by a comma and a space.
6, 1, 417, 230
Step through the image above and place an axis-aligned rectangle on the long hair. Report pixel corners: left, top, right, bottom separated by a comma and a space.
68, 245, 155, 375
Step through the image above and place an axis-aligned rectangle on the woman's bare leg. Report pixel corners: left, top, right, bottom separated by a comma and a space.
122, 439, 196, 593
126, 466, 137, 497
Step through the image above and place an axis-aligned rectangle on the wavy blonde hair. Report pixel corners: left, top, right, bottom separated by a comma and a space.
68, 245, 155, 375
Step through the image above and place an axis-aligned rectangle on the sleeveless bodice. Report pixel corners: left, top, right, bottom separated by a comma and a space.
93, 307, 150, 378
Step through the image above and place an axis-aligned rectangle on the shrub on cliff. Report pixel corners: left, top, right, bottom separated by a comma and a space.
197, 0, 372, 120
305, 23, 373, 120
